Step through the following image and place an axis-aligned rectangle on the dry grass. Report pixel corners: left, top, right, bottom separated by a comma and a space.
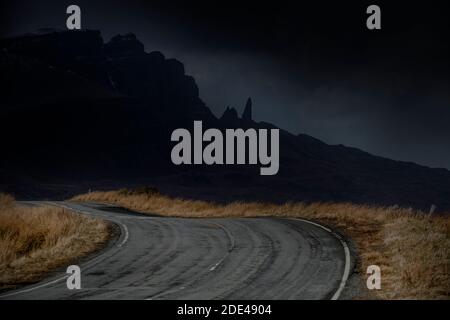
73, 188, 450, 300
0, 193, 110, 289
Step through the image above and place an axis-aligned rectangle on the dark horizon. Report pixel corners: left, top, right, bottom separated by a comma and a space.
1, 0, 449, 169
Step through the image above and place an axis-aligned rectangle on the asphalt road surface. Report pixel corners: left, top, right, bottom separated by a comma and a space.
1, 202, 353, 300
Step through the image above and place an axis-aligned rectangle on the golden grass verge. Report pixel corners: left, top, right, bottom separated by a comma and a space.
73, 189, 450, 300
0, 193, 110, 289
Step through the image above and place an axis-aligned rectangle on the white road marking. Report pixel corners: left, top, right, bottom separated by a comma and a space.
0, 275, 68, 298
117, 223, 129, 248
208, 222, 235, 271
209, 259, 224, 271
293, 218, 351, 300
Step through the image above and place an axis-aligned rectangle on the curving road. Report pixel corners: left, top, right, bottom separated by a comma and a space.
1, 202, 352, 300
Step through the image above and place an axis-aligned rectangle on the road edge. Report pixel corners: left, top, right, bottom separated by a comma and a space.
291, 218, 357, 300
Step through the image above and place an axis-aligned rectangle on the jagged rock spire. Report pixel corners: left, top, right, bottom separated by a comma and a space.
221, 106, 239, 122
242, 97, 252, 121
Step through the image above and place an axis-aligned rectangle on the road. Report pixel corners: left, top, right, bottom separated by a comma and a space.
1, 202, 353, 300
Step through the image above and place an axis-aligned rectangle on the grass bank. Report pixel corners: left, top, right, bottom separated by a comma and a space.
0, 194, 110, 289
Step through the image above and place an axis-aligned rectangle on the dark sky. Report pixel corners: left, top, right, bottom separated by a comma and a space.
1, 0, 450, 169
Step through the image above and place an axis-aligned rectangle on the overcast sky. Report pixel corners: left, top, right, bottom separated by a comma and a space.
2, 0, 449, 169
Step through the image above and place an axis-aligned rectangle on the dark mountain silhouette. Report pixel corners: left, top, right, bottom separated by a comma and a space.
242, 98, 252, 122
1, 30, 450, 211
220, 106, 239, 124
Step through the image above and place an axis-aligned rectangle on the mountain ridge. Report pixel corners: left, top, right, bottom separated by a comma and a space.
1, 30, 449, 211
